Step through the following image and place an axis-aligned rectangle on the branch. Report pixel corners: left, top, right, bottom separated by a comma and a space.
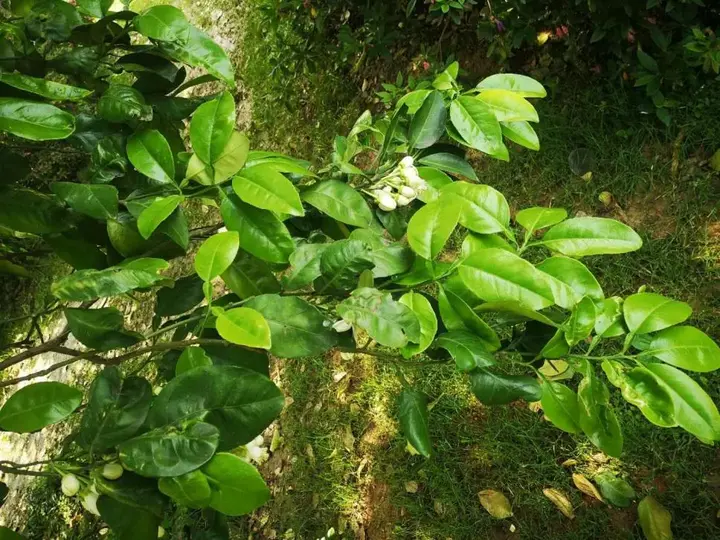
0, 329, 70, 372
0, 462, 54, 478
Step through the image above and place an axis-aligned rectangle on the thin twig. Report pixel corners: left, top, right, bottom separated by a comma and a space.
0, 463, 54, 478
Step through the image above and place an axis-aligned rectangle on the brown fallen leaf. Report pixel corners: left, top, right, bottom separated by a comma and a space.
572, 473, 604, 502
478, 489, 513, 519
543, 488, 575, 519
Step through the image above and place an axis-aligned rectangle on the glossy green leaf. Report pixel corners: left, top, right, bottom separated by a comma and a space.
416, 166, 453, 203
148, 365, 283, 449
209, 131, 250, 184
233, 164, 304, 217
623, 293, 692, 335
281, 243, 327, 290
91, 470, 164, 519
501, 121, 539, 150
477, 89, 539, 122
202, 453, 270, 516
397, 388, 432, 457
302, 180, 373, 227
638, 496, 673, 540
407, 196, 462, 259
538, 217, 643, 257
436, 330, 495, 372
595, 297, 626, 338
156, 275, 205, 317
536, 256, 603, 309
469, 369, 542, 405
449, 96, 507, 160
408, 90, 446, 150
176, 347, 213, 376
190, 91, 235, 165
397, 89, 431, 114
220, 194, 294, 264
194, 231, 240, 281
417, 151, 478, 181
337, 287, 421, 348
75, 0, 112, 18
540, 380, 581, 434
98, 85, 152, 123
65, 307, 141, 351
640, 326, 720, 372
133, 5, 190, 41
245, 295, 336, 358
462, 233, 516, 256
0, 382, 82, 433
79, 367, 152, 453
97, 497, 160, 540
441, 183, 510, 234
0, 188, 72, 234
594, 472, 635, 508
314, 239, 374, 293
127, 129, 175, 184
52, 258, 168, 301
215, 307, 271, 349
476, 73, 547, 98
564, 295, 597, 346
516, 207, 567, 233
159, 25, 235, 85
158, 470, 211, 509
577, 363, 623, 457
51, 182, 118, 221
137, 195, 183, 239
399, 292, 437, 358
221, 251, 280, 299
0, 72, 91, 101
348, 229, 413, 278
439, 286, 501, 349
0, 98, 75, 140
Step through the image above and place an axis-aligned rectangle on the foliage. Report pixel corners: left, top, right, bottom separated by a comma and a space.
0, 4, 719, 540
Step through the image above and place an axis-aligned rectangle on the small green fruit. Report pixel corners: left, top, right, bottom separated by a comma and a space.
102, 462, 124, 480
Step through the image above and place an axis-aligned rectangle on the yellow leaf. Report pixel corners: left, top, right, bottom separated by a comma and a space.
561, 459, 578, 468
537, 31, 551, 45
543, 488, 574, 519
478, 489, 513, 519
572, 473, 604, 502
638, 496, 673, 540
538, 360, 574, 381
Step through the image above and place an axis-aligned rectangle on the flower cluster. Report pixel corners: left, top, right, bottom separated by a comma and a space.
370, 156, 428, 212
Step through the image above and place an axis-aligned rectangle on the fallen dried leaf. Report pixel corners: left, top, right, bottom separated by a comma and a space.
478, 490, 513, 519
405, 481, 419, 494
333, 370, 347, 383
561, 459, 578, 468
572, 473, 603, 502
543, 488, 574, 519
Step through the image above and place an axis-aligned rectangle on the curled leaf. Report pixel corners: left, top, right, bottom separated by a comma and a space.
478, 489, 513, 519
638, 496, 673, 540
543, 488, 574, 519
572, 473, 603, 502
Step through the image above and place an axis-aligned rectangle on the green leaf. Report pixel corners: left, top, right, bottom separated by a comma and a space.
0, 188, 72, 234
347, 232, 412, 279
245, 295, 337, 358
540, 380, 581, 434
436, 330, 495, 372
407, 196, 462, 259
441, 183, 510, 234
638, 496, 672, 540
137, 195, 183, 240
0, 72, 91, 101
408, 90, 447, 150
640, 326, 720, 372
158, 470, 211, 509
501, 121, 540, 150
0, 382, 82, 433
97, 497, 160, 540
314, 239, 375, 293
65, 307, 141, 351
477, 90, 539, 122
25, 0, 82, 41
416, 167, 453, 203
159, 26, 235, 86
44, 232, 107, 271
594, 472, 635, 508
449, 96, 507, 160
281, 243, 327, 290
148, 365, 283, 449
209, 131, 250, 184
623, 293, 692, 335
51, 182, 118, 221
133, 5, 190, 41
595, 297, 625, 338
516, 207, 567, 233
98, 85, 152, 123
216, 307, 271, 349
577, 363, 623, 457
52, 258, 169, 301
190, 92, 235, 166
397, 89, 431, 114
127, 129, 176, 184
220, 194, 294, 264
0, 98, 75, 140
202, 453, 270, 516
460, 248, 554, 310
221, 251, 281, 299
417, 151, 478, 181
194, 231, 240, 281
536, 256, 603, 309
92, 471, 165, 517
176, 347, 213, 376
79, 367, 152, 453
538, 217, 643, 257
120, 420, 219, 477
0, 482, 7, 507
564, 295, 597, 346
476, 73, 547, 98
0, 527, 24, 540
233, 164, 304, 217
337, 287, 421, 348
439, 285, 501, 350
469, 369, 542, 405
75, 0, 112, 18
399, 292, 438, 358
302, 180, 373, 227
462, 233, 515, 256
397, 388, 432, 457
637, 49, 659, 73
155, 275, 204, 318
475, 301, 559, 328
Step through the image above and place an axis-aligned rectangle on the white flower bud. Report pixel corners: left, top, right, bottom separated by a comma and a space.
82, 491, 100, 516
399, 186, 416, 198
102, 463, 124, 480
400, 156, 414, 168
158, 526, 166, 538
382, 185, 393, 193
332, 320, 352, 333
402, 166, 421, 183
396, 195, 411, 206
61, 474, 80, 497
377, 193, 397, 211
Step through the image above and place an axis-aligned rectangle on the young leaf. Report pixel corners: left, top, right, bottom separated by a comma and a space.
233, 164, 304, 217
477, 89, 539, 122
501, 121, 540, 150
137, 195, 184, 239
577, 364, 623, 457
210, 131, 250, 184
476, 73, 547, 98
623, 293, 692, 335
538, 217, 643, 257
0, 382, 82, 433
159, 25, 235, 85
0, 98, 75, 140
194, 231, 240, 281
638, 496, 673, 540
469, 369, 542, 405
440, 183, 510, 234
126, 129, 176, 184
397, 388, 432, 457
516, 207, 567, 233
51, 182, 118, 220
133, 5, 190, 41
540, 380, 582, 434
536, 256, 604, 309
564, 295, 597, 346
449, 96, 507, 160
436, 331, 495, 371
176, 347, 213, 376
65, 307, 141, 351
407, 196, 462, 259
302, 180, 373, 227
408, 90, 447, 149
216, 307, 272, 349
595, 297, 626, 338
202, 453, 270, 516
439, 286, 501, 349
399, 292, 438, 358
190, 91, 235, 165
640, 326, 720, 372
416, 167, 453, 203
